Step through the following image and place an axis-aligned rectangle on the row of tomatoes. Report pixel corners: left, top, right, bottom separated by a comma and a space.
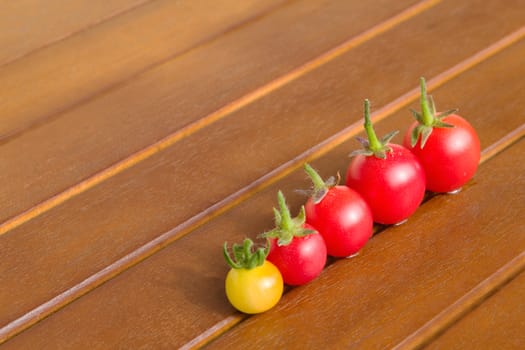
223, 77, 481, 314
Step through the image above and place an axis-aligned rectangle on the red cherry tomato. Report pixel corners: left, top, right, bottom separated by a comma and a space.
267, 223, 326, 286
403, 78, 480, 193
303, 164, 373, 258
263, 191, 327, 285
346, 100, 426, 225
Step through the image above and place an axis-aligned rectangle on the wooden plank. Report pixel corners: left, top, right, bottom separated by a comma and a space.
0, 0, 149, 66
394, 251, 525, 349
2, 12, 524, 349
425, 270, 525, 349
0, 0, 287, 138
0, 0, 425, 224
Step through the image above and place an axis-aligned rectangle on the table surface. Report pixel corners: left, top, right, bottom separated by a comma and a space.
1, 0, 524, 349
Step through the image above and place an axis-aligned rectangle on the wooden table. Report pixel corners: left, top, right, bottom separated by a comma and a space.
1, 0, 524, 348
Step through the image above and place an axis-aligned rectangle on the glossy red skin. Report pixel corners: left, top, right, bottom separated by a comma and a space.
346, 144, 426, 225
267, 224, 327, 286
403, 114, 480, 193
305, 186, 373, 258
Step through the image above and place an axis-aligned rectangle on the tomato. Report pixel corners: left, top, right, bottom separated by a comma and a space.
403, 77, 480, 193
263, 191, 327, 285
346, 99, 426, 225
303, 163, 373, 257
223, 239, 283, 314
224, 260, 283, 314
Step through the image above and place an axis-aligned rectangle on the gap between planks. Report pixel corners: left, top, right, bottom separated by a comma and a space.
0, 0, 440, 236
1, 26, 524, 345
0, 0, 154, 69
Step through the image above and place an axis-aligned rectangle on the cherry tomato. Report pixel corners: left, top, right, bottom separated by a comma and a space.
346, 99, 426, 225
303, 163, 373, 257
263, 191, 327, 285
403, 77, 480, 193
223, 239, 283, 314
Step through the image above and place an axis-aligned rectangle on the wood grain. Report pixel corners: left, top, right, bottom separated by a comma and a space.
0, 0, 149, 66
425, 270, 525, 349
0, 0, 287, 139
2, 22, 524, 350
0, 0, 425, 224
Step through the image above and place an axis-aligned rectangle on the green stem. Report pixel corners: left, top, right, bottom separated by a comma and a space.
243, 239, 252, 261
303, 163, 326, 191
223, 239, 269, 270
363, 99, 382, 151
277, 191, 293, 232
223, 242, 241, 269
419, 77, 435, 126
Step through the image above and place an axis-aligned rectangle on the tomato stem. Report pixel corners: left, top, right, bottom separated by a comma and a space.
223, 238, 269, 270
262, 191, 315, 246
303, 163, 339, 204
409, 77, 457, 148
277, 191, 293, 232
304, 163, 326, 192
419, 77, 435, 126
363, 99, 382, 152
351, 99, 398, 159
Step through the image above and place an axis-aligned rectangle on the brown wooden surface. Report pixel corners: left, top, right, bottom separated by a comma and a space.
1, 0, 522, 337
0, 0, 420, 224
0, 0, 430, 328
1, 0, 524, 348
0, 0, 150, 66
426, 269, 525, 349
0, 0, 288, 140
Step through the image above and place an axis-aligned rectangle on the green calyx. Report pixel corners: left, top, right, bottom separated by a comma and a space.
223, 238, 269, 270
261, 190, 316, 246
303, 163, 339, 204
410, 77, 457, 148
351, 99, 398, 160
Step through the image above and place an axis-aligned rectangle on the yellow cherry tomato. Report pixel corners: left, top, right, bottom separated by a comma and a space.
225, 260, 283, 314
